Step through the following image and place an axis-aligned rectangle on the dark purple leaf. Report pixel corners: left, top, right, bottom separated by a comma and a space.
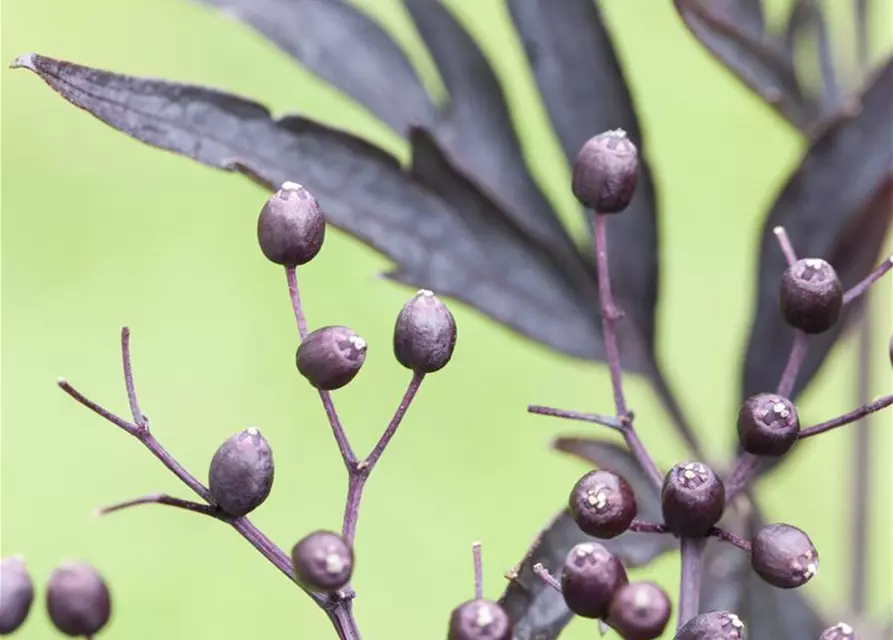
741, 58, 893, 403
674, 0, 817, 131
10, 54, 610, 361
784, 0, 840, 113
499, 439, 674, 640
403, 0, 577, 260
193, 0, 437, 134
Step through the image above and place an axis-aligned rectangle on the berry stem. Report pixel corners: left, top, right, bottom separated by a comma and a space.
628, 520, 670, 534
798, 394, 893, 438
285, 266, 309, 340
773, 226, 798, 266
843, 255, 893, 305
472, 542, 483, 600
96, 493, 217, 517
121, 327, 147, 428
677, 537, 706, 629
363, 372, 425, 469
527, 404, 625, 431
532, 563, 562, 593
708, 526, 752, 552
777, 330, 809, 398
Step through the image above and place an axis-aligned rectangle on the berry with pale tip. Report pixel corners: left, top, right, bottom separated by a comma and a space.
660, 462, 725, 537
779, 257, 843, 334
296, 325, 367, 390
571, 129, 639, 213
0, 556, 34, 634
46, 562, 112, 637
447, 599, 512, 640
257, 181, 326, 266
208, 427, 274, 517
568, 469, 637, 539
292, 530, 354, 592
750, 523, 819, 589
393, 289, 457, 373
560, 541, 627, 619
737, 393, 800, 456
674, 611, 746, 639
606, 581, 671, 640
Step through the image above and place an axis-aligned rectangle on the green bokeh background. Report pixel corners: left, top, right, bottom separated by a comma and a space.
2, 1, 892, 638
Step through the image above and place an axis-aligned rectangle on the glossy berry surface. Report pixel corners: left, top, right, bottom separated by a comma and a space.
208, 427, 274, 517
393, 289, 457, 373
292, 530, 354, 592
660, 462, 725, 537
257, 182, 326, 266
46, 562, 111, 637
0, 556, 34, 634
674, 611, 746, 639
447, 599, 512, 640
819, 622, 856, 639
571, 129, 639, 213
560, 541, 627, 619
779, 258, 843, 334
751, 523, 818, 588
568, 469, 637, 539
737, 393, 800, 456
296, 325, 367, 390
606, 581, 671, 640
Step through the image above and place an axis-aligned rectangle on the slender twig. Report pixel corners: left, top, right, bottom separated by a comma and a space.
799, 395, 893, 438
777, 331, 809, 398
120, 327, 146, 428
852, 306, 872, 612
844, 256, 893, 305
532, 563, 562, 593
285, 266, 309, 340
96, 493, 217, 518
773, 226, 798, 266
709, 526, 752, 553
527, 404, 624, 431
472, 542, 483, 600
628, 520, 670, 534
677, 537, 706, 628
363, 372, 425, 470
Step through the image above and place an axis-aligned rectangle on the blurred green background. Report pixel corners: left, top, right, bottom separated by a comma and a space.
2, 0, 892, 638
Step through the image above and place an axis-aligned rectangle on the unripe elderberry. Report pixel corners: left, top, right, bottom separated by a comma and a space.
447, 599, 512, 640
661, 462, 724, 537
569, 469, 637, 539
46, 562, 111, 637
750, 523, 818, 589
296, 325, 367, 390
257, 182, 326, 266
560, 542, 628, 619
737, 393, 800, 456
208, 427, 274, 517
779, 258, 843, 334
0, 556, 34, 634
674, 611, 746, 639
393, 290, 457, 373
606, 581, 671, 640
292, 530, 354, 592
819, 622, 856, 640
571, 129, 639, 213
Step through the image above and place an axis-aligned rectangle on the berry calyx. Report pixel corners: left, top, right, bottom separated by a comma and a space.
571, 129, 639, 213
208, 427, 274, 517
0, 556, 34, 634
660, 462, 725, 537
393, 289, 457, 373
819, 622, 855, 639
560, 542, 627, 619
674, 611, 746, 639
296, 325, 367, 390
257, 182, 326, 266
292, 530, 354, 592
568, 469, 637, 539
447, 599, 512, 640
737, 393, 800, 456
606, 581, 671, 640
779, 258, 843, 334
750, 523, 818, 589
46, 562, 112, 637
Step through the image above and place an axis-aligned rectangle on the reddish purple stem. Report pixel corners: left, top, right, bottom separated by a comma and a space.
843, 256, 893, 305
799, 395, 893, 439
677, 537, 706, 629
532, 563, 563, 594
472, 542, 483, 600
527, 404, 624, 430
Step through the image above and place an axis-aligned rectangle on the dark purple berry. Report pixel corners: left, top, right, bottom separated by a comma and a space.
208, 427, 274, 517
560, 542, 628, 619
292, 530, 354, 592
257, 182, 326, 266
819, 622, 856, 639
737, 393, 800, 456
661, 462, 725, 537
779, 258, 843, 334
46, 562, 111, 637
750, 523, 818, 588
674, 611, 746, 639
571, 129, 639, 213
296, 325, 367, 390
447, 599, 512, 640
0, 556, 34, 634
606, 581, 671, 640
393, 290, 457, 373
569, 470, 637, 539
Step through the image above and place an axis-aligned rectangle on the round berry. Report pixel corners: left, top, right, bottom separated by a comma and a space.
208, 427, 274, 517
393, 290, 457, 373
447, 599, 512, 640
569, 469, 637, 539
560, 542, 628, 619
46, 562, 111, 637
606, 581, 671, 640
0, 556, 34, 634
661, 462, 725, 537
674, 611, 746, 639
571, 129, 639, 213
779, 258, 843, 334
292, 530, 354, 592
737, 393, 800, 456
819, 622, 856, 640
750, 523, 818, 589
296, 325, 367, 390
257, 182, 326, 266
